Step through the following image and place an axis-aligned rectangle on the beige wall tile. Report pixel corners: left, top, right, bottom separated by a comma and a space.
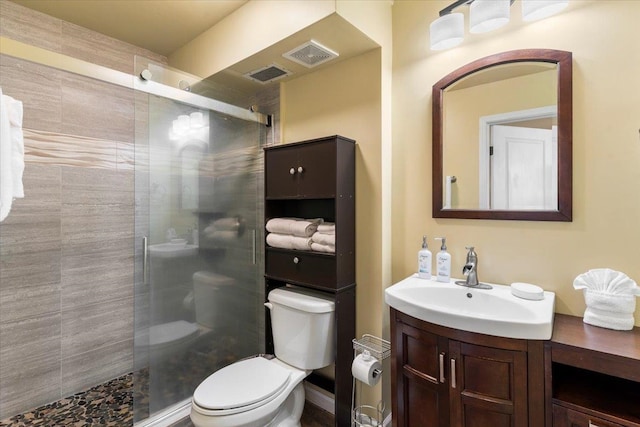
60, 338, 133, 397
0, 0, 61, 52
0, 55, 62, 133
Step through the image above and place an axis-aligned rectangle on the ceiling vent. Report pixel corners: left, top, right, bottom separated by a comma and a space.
283, 40, 339, 68
244, 64, 291, 84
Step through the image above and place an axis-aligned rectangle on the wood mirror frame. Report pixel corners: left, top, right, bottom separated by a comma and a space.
432, 49, 572, 221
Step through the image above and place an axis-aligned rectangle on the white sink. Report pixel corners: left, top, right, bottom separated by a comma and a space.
385, 274, 555, 340
148, 243, 198, 258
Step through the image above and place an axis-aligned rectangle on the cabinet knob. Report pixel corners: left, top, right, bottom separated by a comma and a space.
588, 422, 602, 427
289, 167, 296, 175
293, 257, 300, 264
297, 166, 304, 174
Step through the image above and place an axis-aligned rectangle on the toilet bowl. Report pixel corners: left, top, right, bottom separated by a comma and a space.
191, 357, 307, 427
190, 286, 335, 427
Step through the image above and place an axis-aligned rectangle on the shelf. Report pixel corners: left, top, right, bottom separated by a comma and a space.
553, 364, 640, 425
266, 246, 336, 258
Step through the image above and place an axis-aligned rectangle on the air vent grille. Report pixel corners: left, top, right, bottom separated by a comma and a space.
245, 64, 291, 84
283, 40, 339, 68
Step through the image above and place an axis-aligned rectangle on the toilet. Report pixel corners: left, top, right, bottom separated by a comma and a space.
190, 286, 336, 427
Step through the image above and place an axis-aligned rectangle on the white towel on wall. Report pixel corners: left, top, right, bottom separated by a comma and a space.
0, 87, 25, 222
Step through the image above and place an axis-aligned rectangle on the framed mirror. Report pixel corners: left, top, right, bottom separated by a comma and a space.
433, 49, 572, 221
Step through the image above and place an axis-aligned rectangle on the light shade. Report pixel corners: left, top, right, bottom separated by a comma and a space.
469, 0, 510, 34
522, 0, 568, 21
430, 13, 464, 51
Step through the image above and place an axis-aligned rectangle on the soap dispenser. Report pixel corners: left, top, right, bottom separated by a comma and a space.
435, 237, 451, 283
417, 235, 432, 279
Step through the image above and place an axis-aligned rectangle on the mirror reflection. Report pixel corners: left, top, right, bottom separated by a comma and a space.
443, 62, 558, 211
432, 49, 572, 221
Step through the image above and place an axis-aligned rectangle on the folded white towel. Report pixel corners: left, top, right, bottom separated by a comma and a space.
0, 88, 25, 222
266, 217, 322, 237
317, 222, 335, 235
266, 233, 312, 251
573, 268, 639, 331
312, 232, 335, 246
311, 242, 335, 253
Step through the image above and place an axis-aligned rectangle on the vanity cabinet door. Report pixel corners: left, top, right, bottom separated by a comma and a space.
449, 341, 528, 427
393, 320, 449, 427
553, 405, 627, 427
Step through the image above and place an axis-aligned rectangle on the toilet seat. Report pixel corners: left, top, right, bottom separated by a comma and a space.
193, 357, 292, 416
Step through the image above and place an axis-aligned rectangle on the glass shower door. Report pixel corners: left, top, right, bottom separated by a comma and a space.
133, 64, 265, 423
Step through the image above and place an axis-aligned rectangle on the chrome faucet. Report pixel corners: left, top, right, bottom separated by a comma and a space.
455, 246, 492, 289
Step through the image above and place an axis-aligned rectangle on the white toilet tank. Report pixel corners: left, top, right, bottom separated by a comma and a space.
267, 286, 335, 370
193, 271, 235, 329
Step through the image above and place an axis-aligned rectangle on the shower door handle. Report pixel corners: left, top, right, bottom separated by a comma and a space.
143, 236, 149, 285
251, 229, 256, 265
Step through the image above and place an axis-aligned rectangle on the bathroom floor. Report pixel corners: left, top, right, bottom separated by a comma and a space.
0, 372, 335, 427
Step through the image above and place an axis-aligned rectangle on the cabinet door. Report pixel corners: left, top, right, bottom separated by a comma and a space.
265, 140, 337, 199
265, 145, 300, 198
553, 405, 627, 427
449, 341, 528, 427
296, 140, 336, 198
394, 321, 449, 427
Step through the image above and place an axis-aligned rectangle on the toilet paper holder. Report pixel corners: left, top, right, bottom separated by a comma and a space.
351, 335, 391, 427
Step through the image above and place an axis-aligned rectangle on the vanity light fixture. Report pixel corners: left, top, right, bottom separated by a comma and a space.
430, 0, 568, 50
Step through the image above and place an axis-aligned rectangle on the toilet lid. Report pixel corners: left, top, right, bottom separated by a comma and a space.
193, 357, 291, 412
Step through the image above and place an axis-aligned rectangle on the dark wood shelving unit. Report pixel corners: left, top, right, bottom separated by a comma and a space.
264, 135, 356, 427
546, 314, 640, 427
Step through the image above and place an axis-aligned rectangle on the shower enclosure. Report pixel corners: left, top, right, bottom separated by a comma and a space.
133, 61, 267, 425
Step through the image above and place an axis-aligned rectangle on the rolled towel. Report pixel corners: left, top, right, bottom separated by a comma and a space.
266, 218, 321, 237
317, 222, 335, 235
266, 233, 312, 251
311, 242, 335, 254
312, 232, 335, 246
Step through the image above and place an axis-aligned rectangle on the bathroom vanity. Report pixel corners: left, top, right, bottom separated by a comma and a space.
390, 308, 544, 427
389, 309, 640, 427
263, 135, 356, 427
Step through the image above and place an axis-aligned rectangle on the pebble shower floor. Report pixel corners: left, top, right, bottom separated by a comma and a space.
0, 374, 134, 427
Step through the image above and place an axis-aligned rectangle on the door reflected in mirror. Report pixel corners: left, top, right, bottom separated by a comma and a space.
433, 49, 572, 221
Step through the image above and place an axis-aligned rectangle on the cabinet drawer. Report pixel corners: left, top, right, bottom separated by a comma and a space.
553, 405, 631, 427
265, 249, 336, 289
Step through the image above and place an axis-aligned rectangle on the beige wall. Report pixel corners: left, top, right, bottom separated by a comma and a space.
392, 0, 640, 325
